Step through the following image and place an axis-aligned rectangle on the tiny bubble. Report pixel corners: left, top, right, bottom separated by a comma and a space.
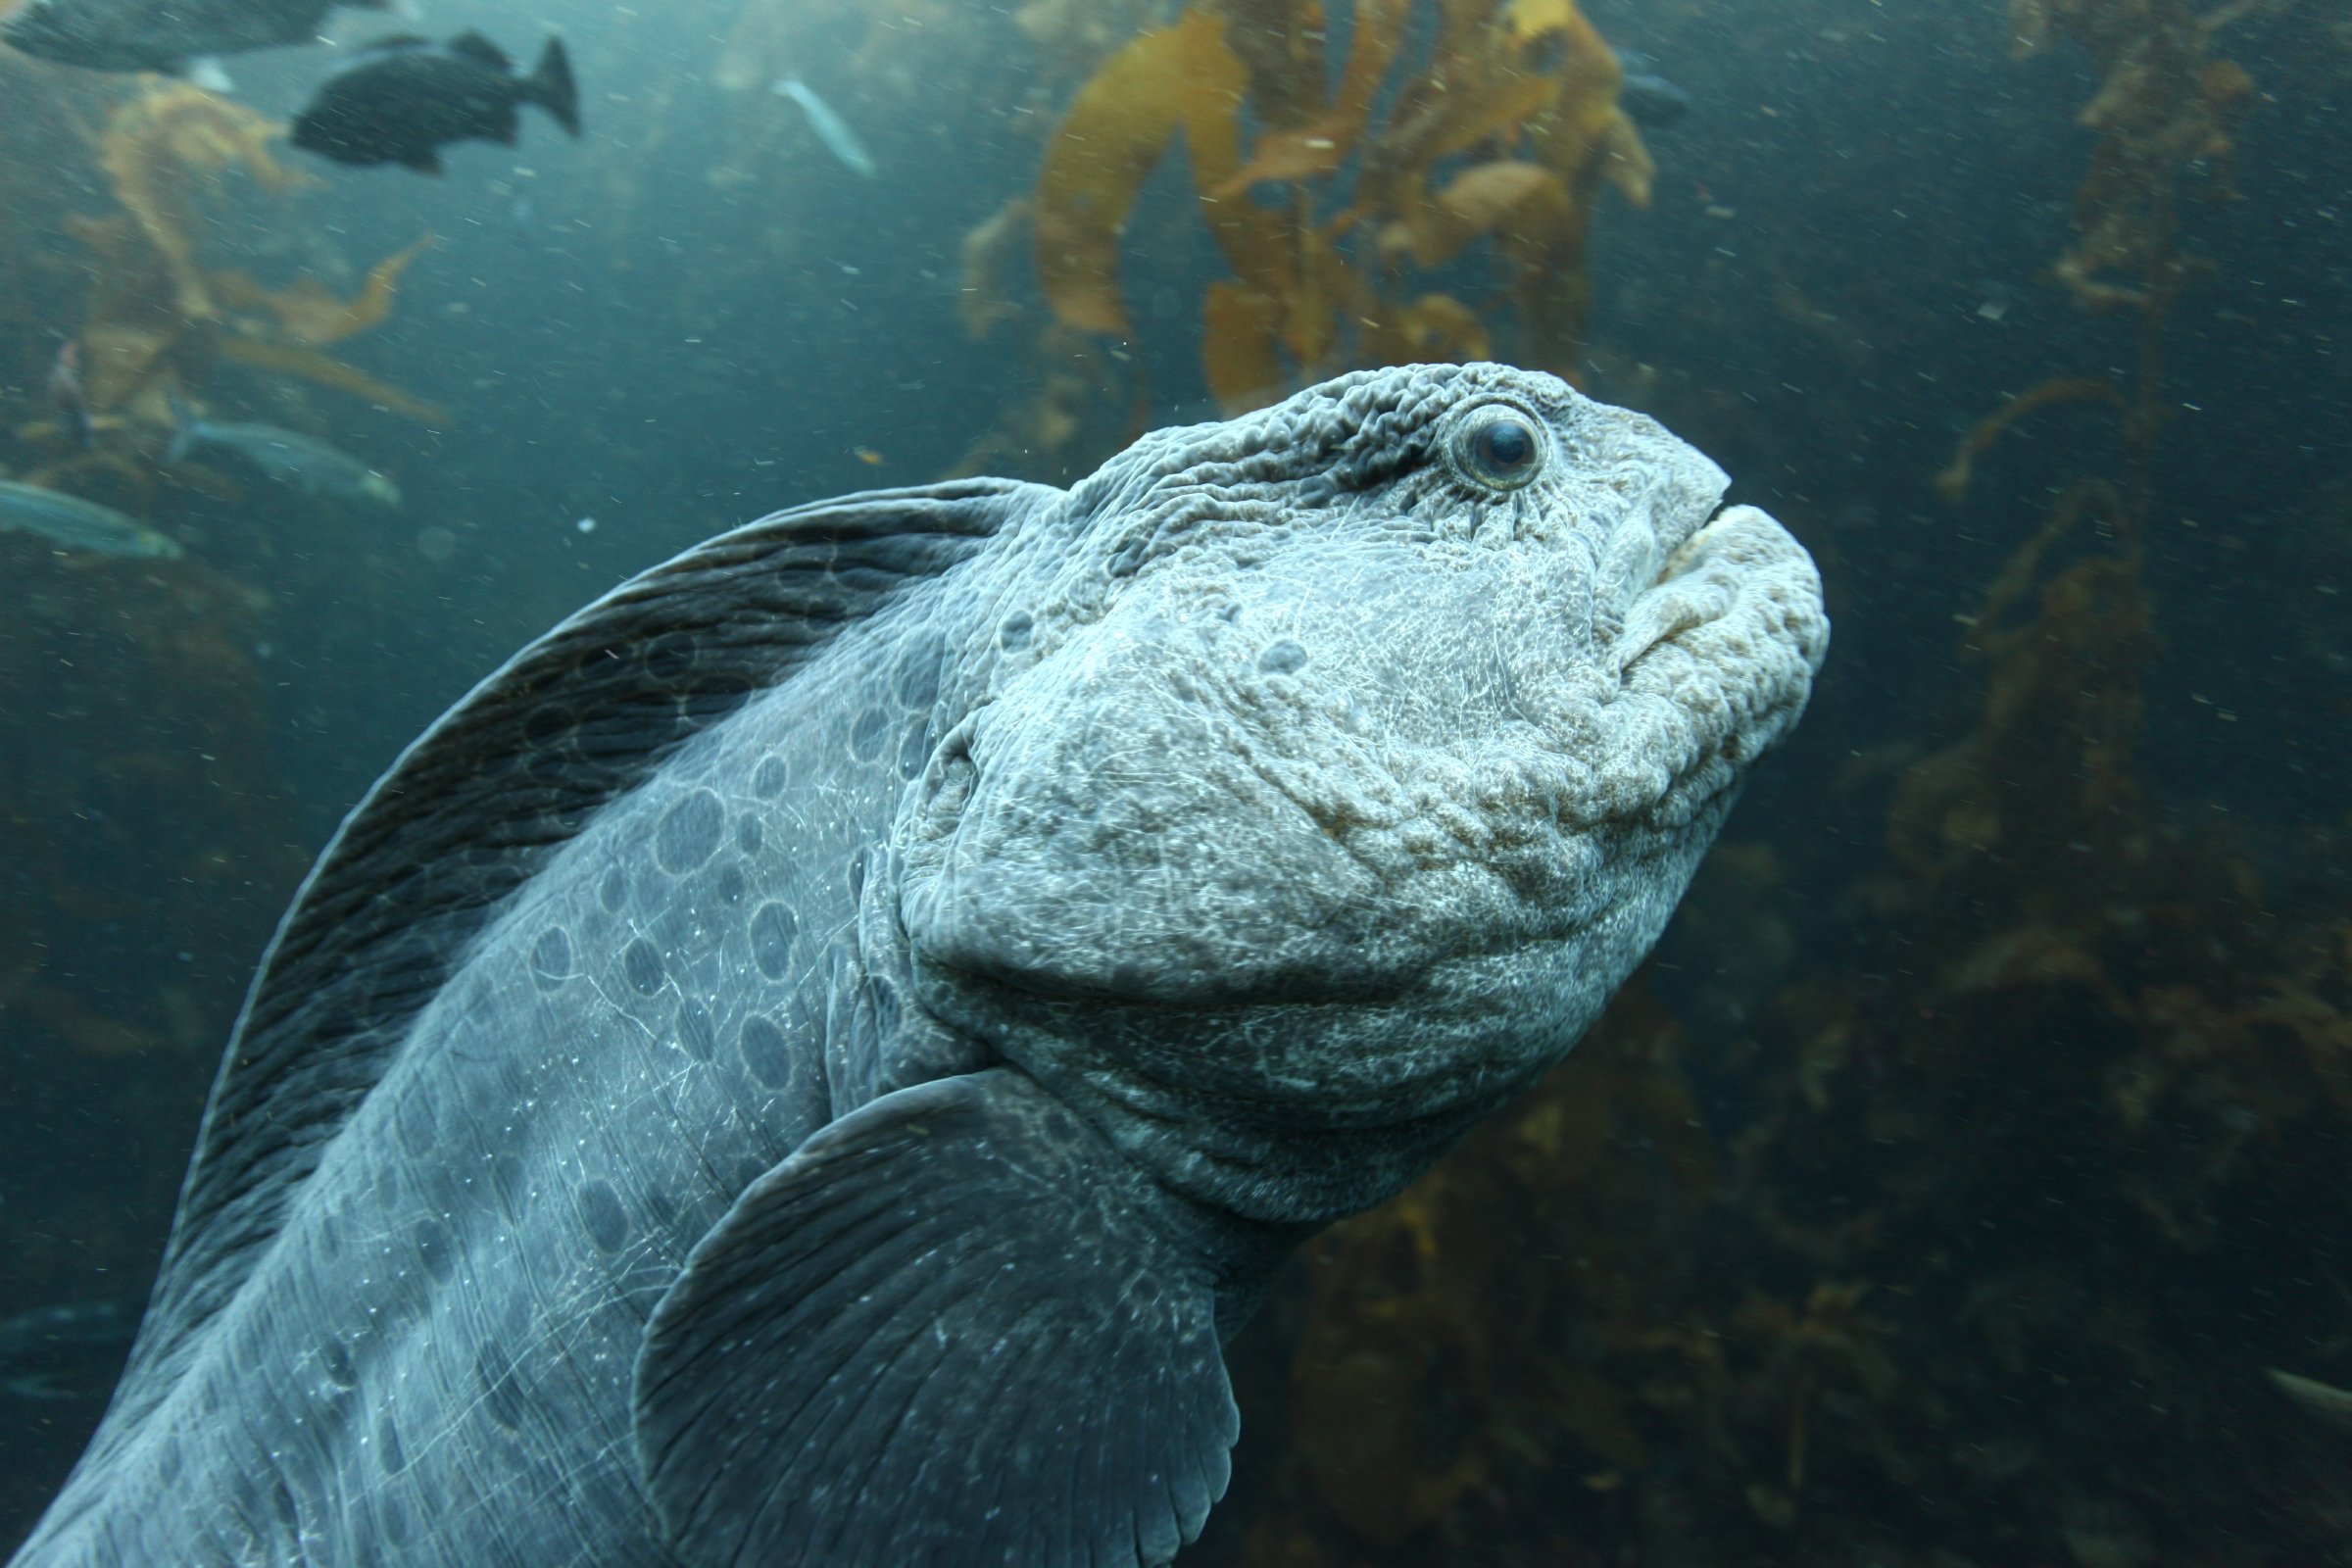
575, 516, 597, 534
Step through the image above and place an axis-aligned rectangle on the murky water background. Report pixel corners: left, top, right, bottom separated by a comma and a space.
3, 0, 2347, 1561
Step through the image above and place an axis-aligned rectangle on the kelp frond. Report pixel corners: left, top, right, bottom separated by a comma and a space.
212, 232, 436, 346
98, 82, 313, 320
217, 338, 448, 425
1028, 0, 1650, 412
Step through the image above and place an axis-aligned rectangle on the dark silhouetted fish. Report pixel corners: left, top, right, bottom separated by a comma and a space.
4, 364, 1824, 1567
290, 32, 579, 174
1, 0, 388, 74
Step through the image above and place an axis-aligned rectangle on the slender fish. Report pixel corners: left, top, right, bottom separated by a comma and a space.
0, 479, 181, 559
774, 75, 877, 177
166, 395, 401, 507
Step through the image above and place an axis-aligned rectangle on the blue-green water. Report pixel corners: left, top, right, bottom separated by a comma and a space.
1, 0, 2347, 1562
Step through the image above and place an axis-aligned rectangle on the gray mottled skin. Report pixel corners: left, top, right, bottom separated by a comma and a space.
7, 364, 1825, 1568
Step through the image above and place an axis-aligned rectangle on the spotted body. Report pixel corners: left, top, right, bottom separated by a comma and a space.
7, 364, 1826, 1568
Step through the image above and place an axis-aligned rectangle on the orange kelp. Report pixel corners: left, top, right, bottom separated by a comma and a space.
70, 81, 444, 435
957, 196, 1031, 342
1025, 0, 1651, 411
1714, 504, 2352, 1559
212, 232, 435, 347
99, 82, 311, 321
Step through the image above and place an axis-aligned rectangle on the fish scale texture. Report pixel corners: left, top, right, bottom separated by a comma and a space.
8, 364, 1824, 1568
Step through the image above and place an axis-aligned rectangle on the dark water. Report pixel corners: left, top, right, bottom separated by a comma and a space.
1, 0, 2346, 1562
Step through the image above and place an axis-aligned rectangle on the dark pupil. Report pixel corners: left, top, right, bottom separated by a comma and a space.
1474, 418, 1533, 473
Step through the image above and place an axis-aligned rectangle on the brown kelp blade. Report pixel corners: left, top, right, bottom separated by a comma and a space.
213, 233, 436, 346
1033, 10, 1250, 336
217, 337, 448, 425
1033, 0, 1648, 404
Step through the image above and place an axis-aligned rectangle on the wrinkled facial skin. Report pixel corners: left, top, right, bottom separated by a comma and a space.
898, 364, 1826, 1222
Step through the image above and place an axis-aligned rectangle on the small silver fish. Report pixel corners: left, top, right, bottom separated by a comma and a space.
167, 394, 401, 508
0, 478, 181, 559
774, 75, 877, 178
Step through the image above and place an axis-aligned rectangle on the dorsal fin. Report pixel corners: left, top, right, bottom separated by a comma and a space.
112, 479, 1040, 1413
445, 29, 511, 71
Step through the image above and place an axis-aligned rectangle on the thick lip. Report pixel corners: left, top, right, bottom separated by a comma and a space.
1609, 503, 1740, 675
1652, 502, 1737, 581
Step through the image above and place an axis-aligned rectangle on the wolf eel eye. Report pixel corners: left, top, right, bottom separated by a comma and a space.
1452, 406, 1544, 491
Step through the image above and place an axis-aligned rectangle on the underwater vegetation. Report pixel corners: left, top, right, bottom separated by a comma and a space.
1936, 0, 2257, 515
974, 0, 1650, 417
0, 0, 2344, 1557
81, 82, 441, 420
0, 70, 432, 1508
1169, 3, 2352, 1566
4, 74, 438, 530
0, 539, 306, 1281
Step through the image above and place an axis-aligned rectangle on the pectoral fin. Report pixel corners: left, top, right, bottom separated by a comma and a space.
632, 1068, 1236, 1568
